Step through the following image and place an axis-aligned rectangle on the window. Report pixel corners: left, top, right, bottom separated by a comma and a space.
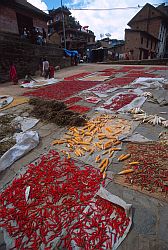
141, 37, 143, 44
146, 39, 149, 48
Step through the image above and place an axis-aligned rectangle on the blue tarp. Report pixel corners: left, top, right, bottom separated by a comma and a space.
64, 49, 78, 57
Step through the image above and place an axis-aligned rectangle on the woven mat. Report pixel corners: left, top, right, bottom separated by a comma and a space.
0, 97, 29, 110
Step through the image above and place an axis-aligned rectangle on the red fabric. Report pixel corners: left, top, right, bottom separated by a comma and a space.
10, 65, 18, 83
49, 66, 55, 78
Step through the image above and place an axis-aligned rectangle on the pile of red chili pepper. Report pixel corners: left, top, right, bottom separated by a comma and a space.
23, 80, 100, 101
106, 77, 136, 86
103, 93, 137, 111
124, 143, 168, 195
60, 196, 130, 249
0, 150, 131, 249
69, 105, 90, 113
148, 66, 168, 71
89, 83, 113, 92
64, 96, 83, 105
124, 73, 157, 78
64, 72, 90, 81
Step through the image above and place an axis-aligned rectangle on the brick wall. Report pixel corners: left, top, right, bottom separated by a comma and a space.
0, 32, 71, 83
129, 5, 162, 39
33, 17, 48, 32
0, 6, 19, 34
125, 30, 141, 60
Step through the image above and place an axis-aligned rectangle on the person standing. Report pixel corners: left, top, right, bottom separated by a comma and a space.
42, 28, 47, 44
9, 62, 18, 84
42, 58, 49, 79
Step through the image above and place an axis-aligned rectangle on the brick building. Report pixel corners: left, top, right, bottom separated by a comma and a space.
0, 0, 49, 36
48, 7, 95, 55
0, 1, 70, 82
125, 3, 168, 60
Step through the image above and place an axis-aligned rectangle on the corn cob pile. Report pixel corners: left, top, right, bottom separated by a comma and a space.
52, 114, 132, 178
133, 113, 168, 127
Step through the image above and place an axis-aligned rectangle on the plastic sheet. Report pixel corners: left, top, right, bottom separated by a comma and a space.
0, 131, 39, 172
12, 116, 39, 132
132, 77, 165, 88
120, 132, 152, 142
78, 187, 132, 250
118, 96, 146, 113
85, 96, 101, 103
20, 78, 61, 88
0, 96, 13, 109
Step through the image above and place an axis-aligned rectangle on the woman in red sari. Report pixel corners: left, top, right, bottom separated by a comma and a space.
9, 63, 18, 84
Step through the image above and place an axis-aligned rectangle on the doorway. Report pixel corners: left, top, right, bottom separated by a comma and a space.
16, 13, 33, 35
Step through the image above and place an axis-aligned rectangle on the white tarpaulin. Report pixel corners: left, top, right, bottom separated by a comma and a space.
20, 78, 62, 88
12, 116, 39, 132
77, 187, 132, 250
0, 96, 13, 109
0, 131, 39, 172
131, 77, 165, 88
118, 96, 146, 113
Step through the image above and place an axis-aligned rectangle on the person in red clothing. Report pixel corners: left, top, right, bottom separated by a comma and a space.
9, 63, 18, 84
49, 65, 55, 78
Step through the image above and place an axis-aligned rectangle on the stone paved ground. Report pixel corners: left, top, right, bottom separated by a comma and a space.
0, 63, 168, 249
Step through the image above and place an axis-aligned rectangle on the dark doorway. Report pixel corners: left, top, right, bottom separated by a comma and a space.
16, 13, 33, 35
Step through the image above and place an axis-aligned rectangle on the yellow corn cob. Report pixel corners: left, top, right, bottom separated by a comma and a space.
118, 154, 125, 161
88, 124, 96, 132
119, 154, 131, 161
102, 150, 109, 155
74, 133, 80, 137
74, 149, 80, 157
98, 135, 106, 140
69, 127, 75, 131
105, 127, 112, 133
82, 146, 90, 151
73, 128, 80, 134
52, 140, 66, 145
100, 159, 109, 173
95, 155, 101, 163
85, 132, 92, 136
92, 127, 98, 135
103, 141, 113, 150
109, 150, 114, 157
86, 137, 93, 143
111, 148, 121, 151
89, 149, 94, 155
72, 139, 79, 144
98, 159, 107, 168
78, 141, 90, 145
128, 161, 140, 165
117, 169, 134, 175
113, 141, 121, 146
